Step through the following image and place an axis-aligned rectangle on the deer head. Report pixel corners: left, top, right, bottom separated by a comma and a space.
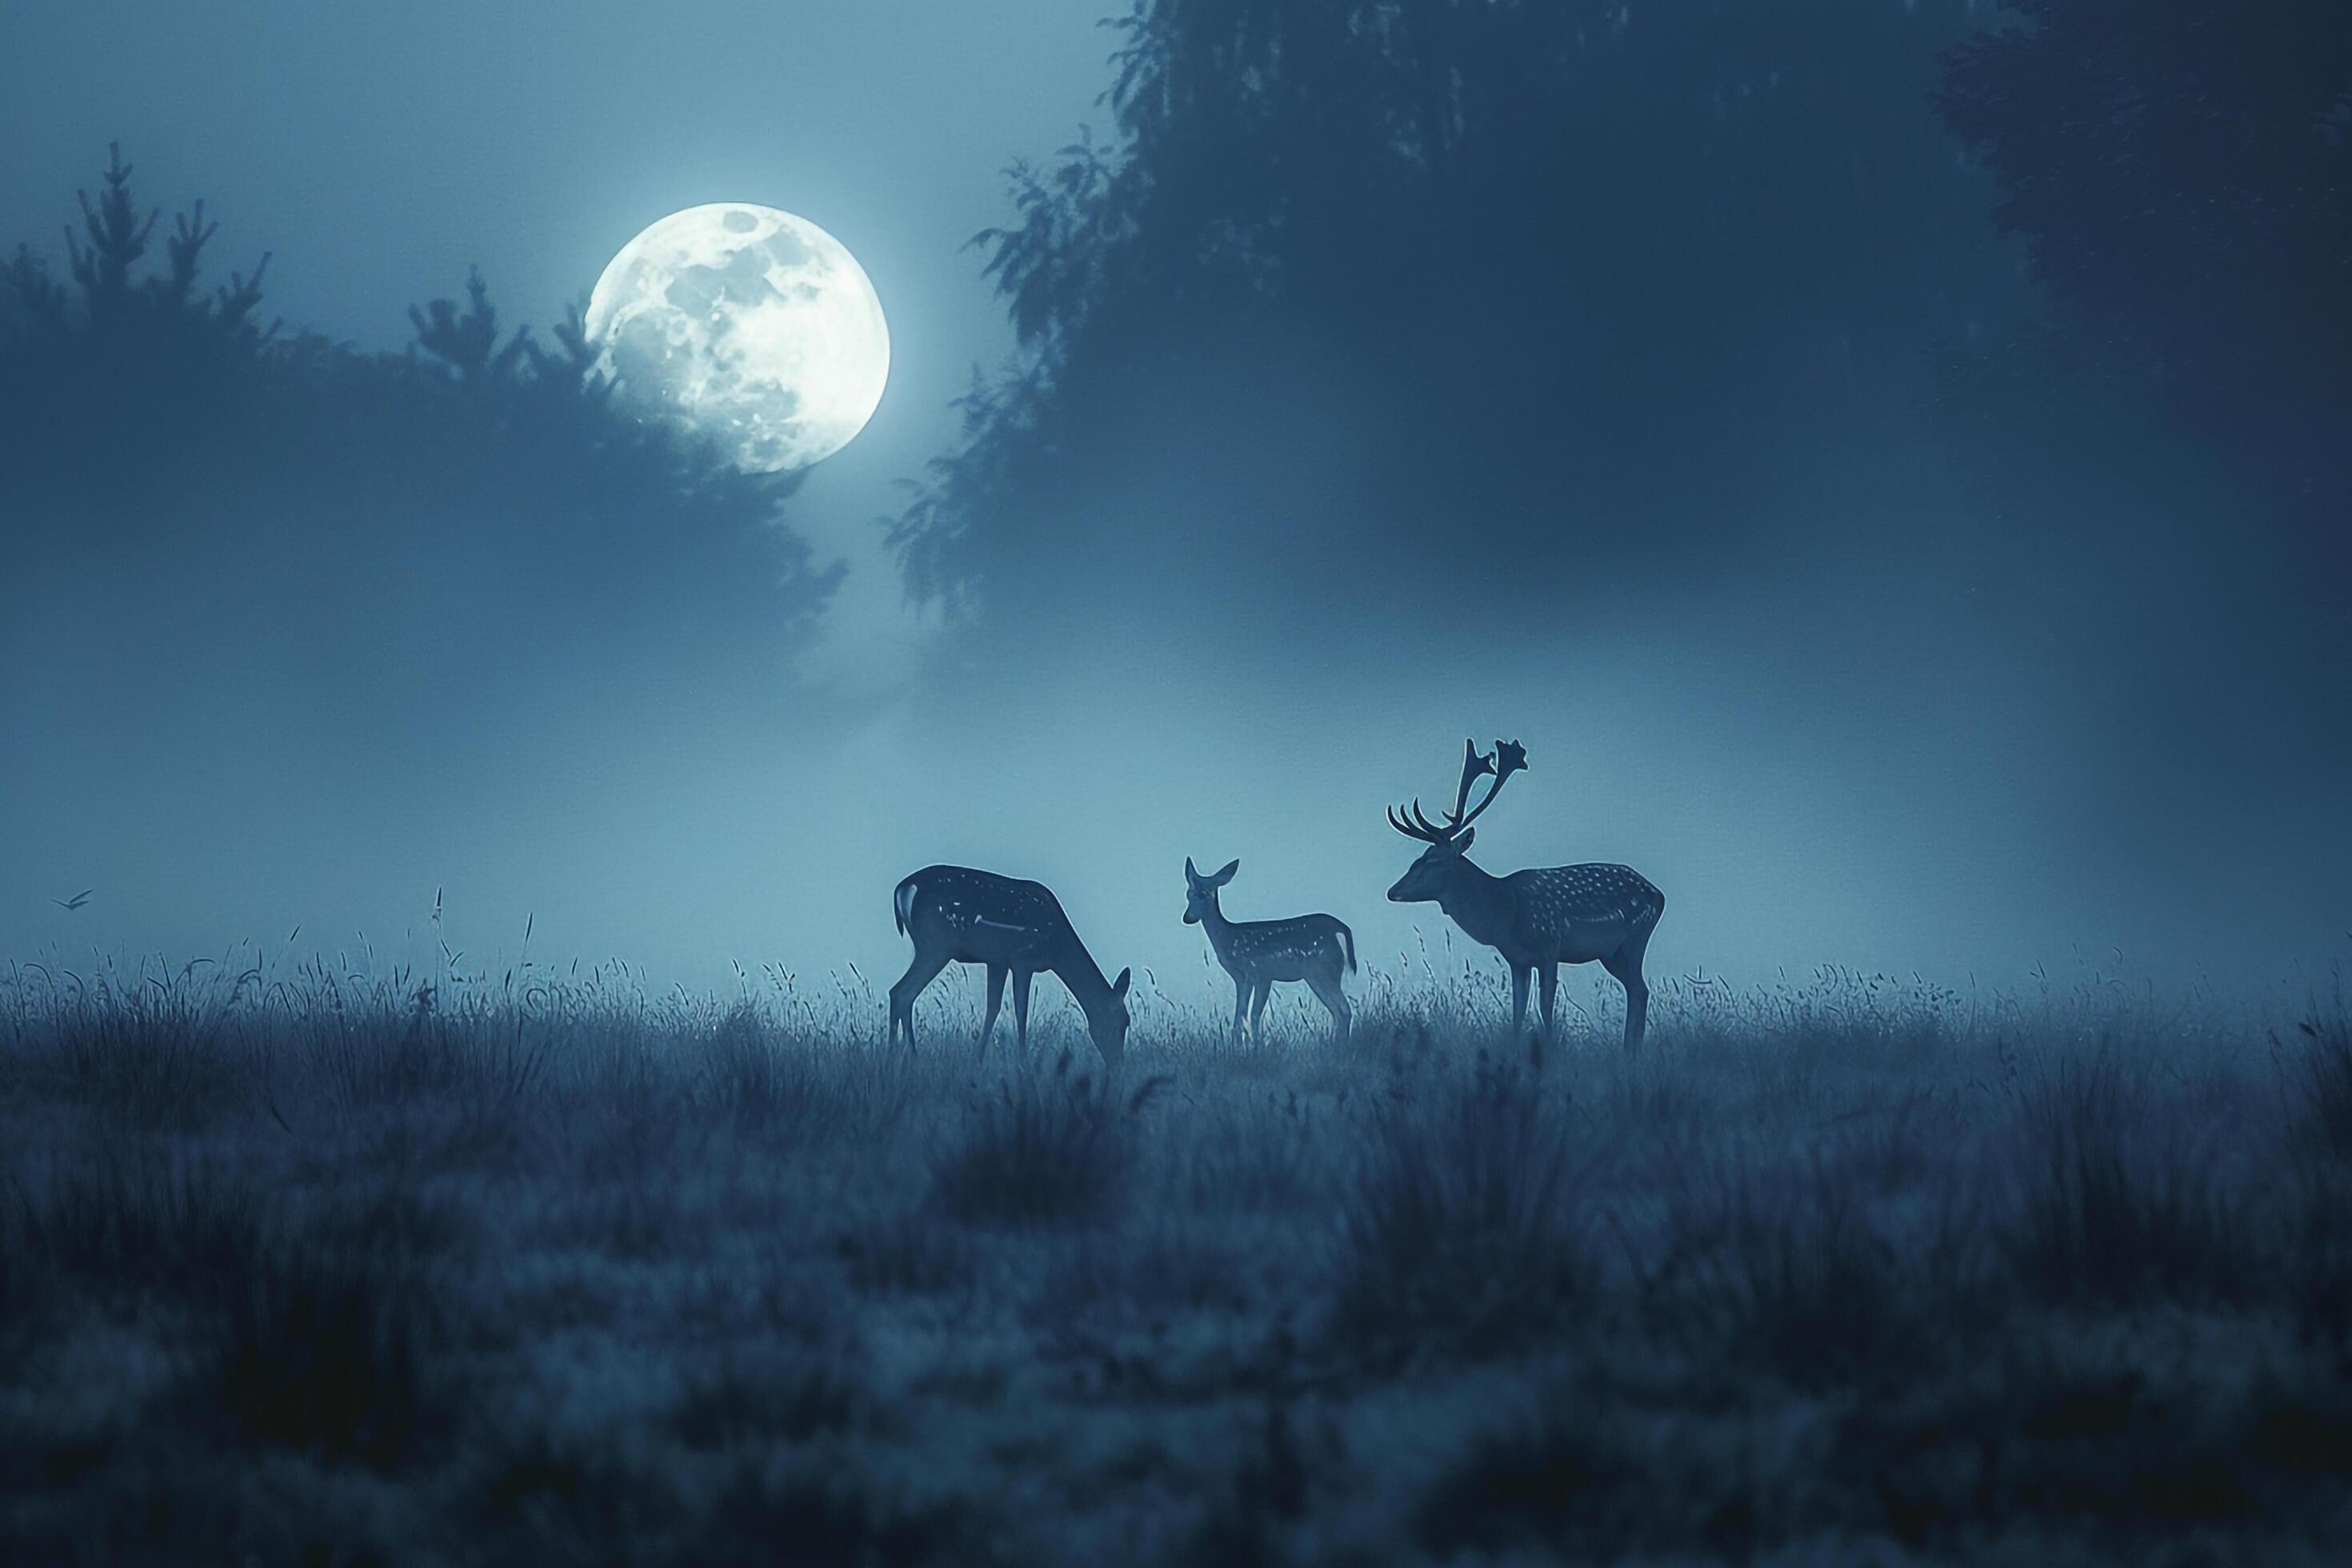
1386, 738, 1526, 902
1182, 856, 1239, 924
1089, 967, 1133, 1066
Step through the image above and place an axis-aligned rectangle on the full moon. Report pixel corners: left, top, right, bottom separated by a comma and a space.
585, 204, 889, 472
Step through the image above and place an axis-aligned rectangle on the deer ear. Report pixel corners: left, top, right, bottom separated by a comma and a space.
1113, 967, 1131, 997
1457, 826, 1475, 851
1214, 858, 1239, 886
1185, 857, 1200, 882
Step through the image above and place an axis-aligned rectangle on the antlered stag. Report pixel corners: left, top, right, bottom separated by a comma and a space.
1386, 739, 1664, 1051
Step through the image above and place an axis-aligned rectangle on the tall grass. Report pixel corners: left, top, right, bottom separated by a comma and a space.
927, 1050, 1166, 1226
10, 1141, 268, 1302
2, 957, 265, 1126
202, 1221, 455, 1470
1, 948, 2346, 1565
1333, 1049, 1601, 1362
2295, 991, 2352, 1158
2004, 1044, 2257, 1306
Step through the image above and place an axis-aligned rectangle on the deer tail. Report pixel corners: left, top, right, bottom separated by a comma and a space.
894, 876, 917, 938
1336, 919, 1358, 974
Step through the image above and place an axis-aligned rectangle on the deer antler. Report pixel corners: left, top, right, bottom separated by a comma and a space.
1449, 738, 1526, 831
1445, 738, 1496, 825
1390, 738, 1514, 843
1387, 802, 1449, 843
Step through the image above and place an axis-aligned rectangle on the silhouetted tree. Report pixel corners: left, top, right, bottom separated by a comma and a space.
1937, 1, 2352, 515
5, 145, 278, 427
2, 148, 834, 763
891, 0, 2025, 638
407, 266, 518, 388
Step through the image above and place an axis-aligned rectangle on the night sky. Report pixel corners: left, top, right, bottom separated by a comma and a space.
5, 1, 2346, 1025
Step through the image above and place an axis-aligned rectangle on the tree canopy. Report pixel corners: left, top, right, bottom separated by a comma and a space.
890, 0, 2030, 634
1938, 0, 2352, 506
894, 0, 2349, 646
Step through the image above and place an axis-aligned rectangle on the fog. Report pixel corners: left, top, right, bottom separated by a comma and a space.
6, 1, 2346, 1026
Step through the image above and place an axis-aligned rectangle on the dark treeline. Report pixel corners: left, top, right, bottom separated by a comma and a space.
893, 0, 2351, 643
1939, 0, 2352, 500
2, 147, 833, 758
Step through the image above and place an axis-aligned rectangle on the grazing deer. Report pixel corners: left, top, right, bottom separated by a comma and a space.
889, 865, 1131, 1067
1387, 739, 1665, 1052
1182, 857, 1358, 1042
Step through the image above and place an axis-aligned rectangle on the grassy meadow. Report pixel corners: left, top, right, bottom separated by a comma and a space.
3, 942, 2350, 1566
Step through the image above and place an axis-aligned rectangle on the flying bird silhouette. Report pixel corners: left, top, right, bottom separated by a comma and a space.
52, 890, 93, 912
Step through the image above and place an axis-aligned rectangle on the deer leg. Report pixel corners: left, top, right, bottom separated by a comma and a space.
1011, 969, 1034, 1059
1602, 928, 1654, 1055
1510, 965, 1531, 1038
978, 964, 1007, 1062
1307, 969, 1350, 1044
1249, 980, 1272, 1041
1537, 958, 1559, 1042
889, 950, 951, 1050
1231, 974, 1251, 1042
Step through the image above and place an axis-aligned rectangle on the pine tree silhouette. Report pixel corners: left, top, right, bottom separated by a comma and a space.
64, 143, 158, 322
2, 142, 837, 722
409, 266, 525, 386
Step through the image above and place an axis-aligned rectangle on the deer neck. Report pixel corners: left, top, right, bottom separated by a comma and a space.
1439, 856, 1518, 949
1198, 896, 1240, 960
1052, 934, 1120, 1025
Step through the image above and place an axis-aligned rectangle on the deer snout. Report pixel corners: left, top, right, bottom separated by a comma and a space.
1388, 866, 1434, 902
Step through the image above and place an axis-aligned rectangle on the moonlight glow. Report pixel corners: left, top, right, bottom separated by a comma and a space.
585, 204, 889, 472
